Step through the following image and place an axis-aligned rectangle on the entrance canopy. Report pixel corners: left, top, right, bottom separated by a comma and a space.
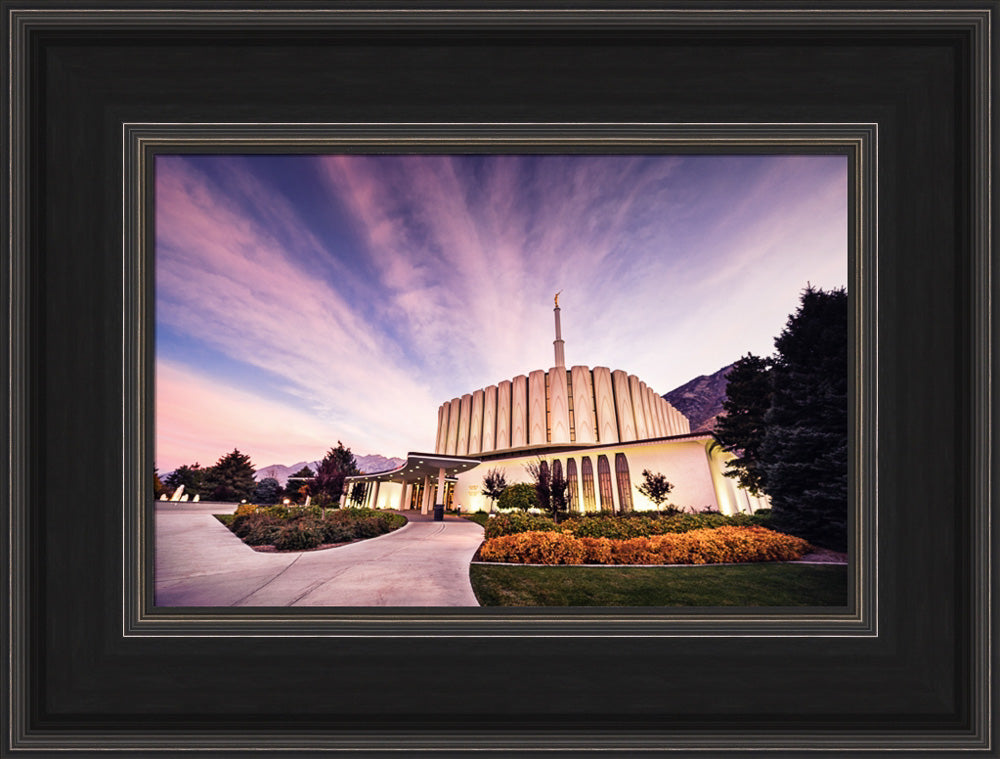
344, 452, 482, 486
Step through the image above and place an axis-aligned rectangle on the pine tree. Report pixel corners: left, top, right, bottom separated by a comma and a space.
311, 442, 360, 506
283, 466, 314, 504
202, 449, 257, 503
163, 463, 206, 499
715, 354, 773, 496
760, 285, 848, 551
253, 477, 282, 505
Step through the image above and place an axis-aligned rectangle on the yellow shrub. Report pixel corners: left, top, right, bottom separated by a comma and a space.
478, 526, 810, 565
234, 503, 259, 517
479, 531, 585, 564
578, 537, 613, 564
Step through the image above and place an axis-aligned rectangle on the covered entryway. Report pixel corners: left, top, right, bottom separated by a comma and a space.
343, 452, 480, 521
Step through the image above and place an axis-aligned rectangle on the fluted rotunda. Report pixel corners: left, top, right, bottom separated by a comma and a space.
434, 298, 689, 456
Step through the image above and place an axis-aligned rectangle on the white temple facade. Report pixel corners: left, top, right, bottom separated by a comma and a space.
344, 297, 768, 518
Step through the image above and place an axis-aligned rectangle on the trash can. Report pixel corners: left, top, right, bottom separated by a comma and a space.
433, 503, 444, 521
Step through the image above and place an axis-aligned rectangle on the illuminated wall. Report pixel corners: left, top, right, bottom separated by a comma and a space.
449, 436, 762, 516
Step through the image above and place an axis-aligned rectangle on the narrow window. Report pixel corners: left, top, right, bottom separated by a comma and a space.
597, 455, 615, 513
581, 457, 596, 513
615, 453, 633, 513
566, 459, 579, 512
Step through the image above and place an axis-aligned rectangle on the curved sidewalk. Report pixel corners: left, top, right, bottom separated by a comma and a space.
154, 505, 484, 607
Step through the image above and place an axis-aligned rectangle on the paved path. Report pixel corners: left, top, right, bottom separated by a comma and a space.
154, 504, 484, 607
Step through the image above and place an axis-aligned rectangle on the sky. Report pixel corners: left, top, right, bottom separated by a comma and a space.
156, 153, 847, 472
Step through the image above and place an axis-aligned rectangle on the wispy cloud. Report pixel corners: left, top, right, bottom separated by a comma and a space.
156, 153, 846, 471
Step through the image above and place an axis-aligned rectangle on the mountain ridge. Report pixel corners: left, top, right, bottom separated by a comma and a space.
662, 362, 736, 433
254, 454, 406, 485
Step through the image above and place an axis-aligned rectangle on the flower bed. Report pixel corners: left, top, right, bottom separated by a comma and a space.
477, 526, 809, 565
220, 504, 406, 552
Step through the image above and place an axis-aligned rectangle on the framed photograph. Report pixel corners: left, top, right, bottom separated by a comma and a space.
5, 3, 993, 756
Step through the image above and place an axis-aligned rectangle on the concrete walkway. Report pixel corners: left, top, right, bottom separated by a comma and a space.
154, 504, 484, 607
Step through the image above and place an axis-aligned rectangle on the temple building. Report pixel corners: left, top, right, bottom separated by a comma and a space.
343, 297, 768, 519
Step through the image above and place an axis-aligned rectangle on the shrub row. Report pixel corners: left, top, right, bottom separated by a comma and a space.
483, 510, 773, 540
228, 506, 406, 551
477, 526, 809, 565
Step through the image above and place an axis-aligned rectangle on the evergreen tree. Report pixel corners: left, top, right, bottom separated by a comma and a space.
163, 463, 206, 499
202, 449, 257, 502
283, 466, 314, 504
310, 442, 360, 506
152, 467, 169, 499
253, 477, 282, 505
760, 286, 848, 551
715, 354, 773, 496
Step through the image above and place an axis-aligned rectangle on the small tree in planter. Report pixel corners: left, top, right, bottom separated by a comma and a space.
636, 469, 677, 514
482, 468, 508, 513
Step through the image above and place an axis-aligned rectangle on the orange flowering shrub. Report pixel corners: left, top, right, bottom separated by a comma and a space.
234, 503, 259, 517
478, 530, 586, 564
578, 537, 613, 564
478, 526, 810, 565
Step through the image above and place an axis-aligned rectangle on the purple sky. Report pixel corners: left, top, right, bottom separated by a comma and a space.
156, 153, 847, 472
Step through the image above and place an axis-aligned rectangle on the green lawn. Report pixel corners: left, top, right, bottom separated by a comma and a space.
470, 562, 848, 607
461, 512, 491, 528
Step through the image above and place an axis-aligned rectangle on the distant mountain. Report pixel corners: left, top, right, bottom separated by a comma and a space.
662, 363, 736, 433
254, 454, 405, 485
354, 454, 406, 475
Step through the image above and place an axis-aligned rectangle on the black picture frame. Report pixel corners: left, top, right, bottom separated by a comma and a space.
4, 3, 994, 756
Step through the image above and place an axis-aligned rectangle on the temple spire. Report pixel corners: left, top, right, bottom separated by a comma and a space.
553, 291, 565, 368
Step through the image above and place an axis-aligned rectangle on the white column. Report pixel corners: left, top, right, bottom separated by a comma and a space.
548, 368, 570, 444
398, 481, 409, 511
457, 394, 472, 455
436, 403, 449, 454
495, 380, 512, 450
629, 375, 648, 440
570, 365, 597, 444
446, 397, 461, 455
436, 467, 447, 520
511, 375, 528, 447
528, 369, 547, 445
592, 367, 618, 444
371, 480, 381, 509
482, 384, 498, 453
421, 475, 431, 515
469, 389, 484, 455
612, 370, 637, 442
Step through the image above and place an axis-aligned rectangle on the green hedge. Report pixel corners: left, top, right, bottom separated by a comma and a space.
484, 509, 775, 540
484, 512, 560, 539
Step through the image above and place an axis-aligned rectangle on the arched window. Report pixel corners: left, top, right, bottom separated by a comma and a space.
597, 455, 615, 513
566, 459, 579, 513
580, 457, 596, 513
615, 453, 633, 513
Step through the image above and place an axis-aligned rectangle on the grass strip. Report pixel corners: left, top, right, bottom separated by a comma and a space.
470, 562, 847, 607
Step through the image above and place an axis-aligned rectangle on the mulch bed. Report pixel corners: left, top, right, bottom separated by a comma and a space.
250, 541, 353, 553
